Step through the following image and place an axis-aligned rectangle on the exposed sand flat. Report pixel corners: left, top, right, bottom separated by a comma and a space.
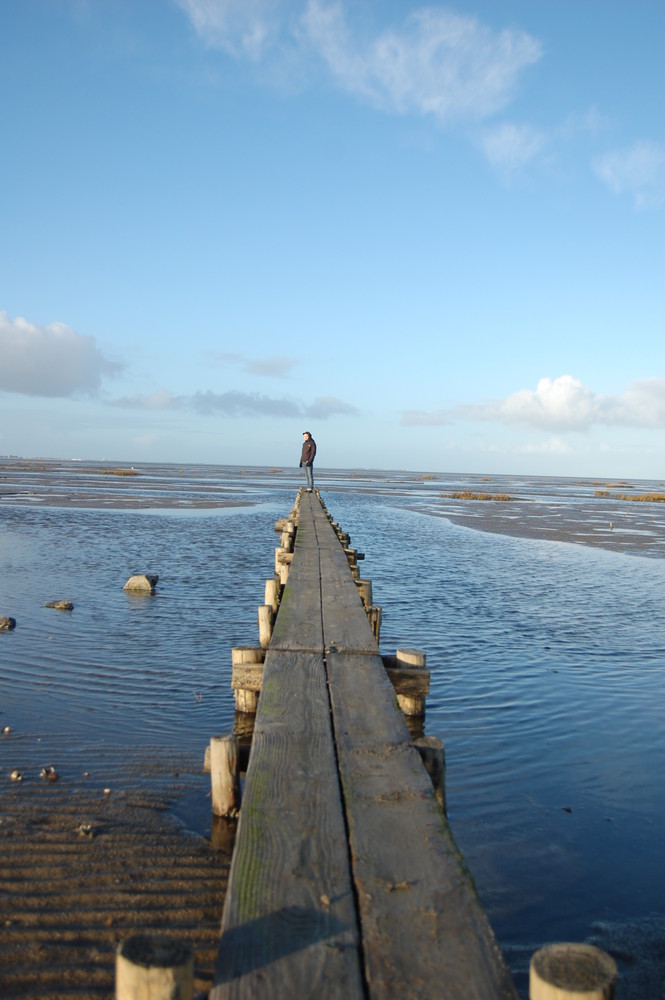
0, 779, 230, 999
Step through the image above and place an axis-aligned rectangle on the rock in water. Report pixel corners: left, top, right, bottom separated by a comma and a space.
123, 574, 159, 593
44, 600, 74, 610
0, 616, 17, 631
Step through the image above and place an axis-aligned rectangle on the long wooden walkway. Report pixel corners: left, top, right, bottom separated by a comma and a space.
211, 491, 518, 999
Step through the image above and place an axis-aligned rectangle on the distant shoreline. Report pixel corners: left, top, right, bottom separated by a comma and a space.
2, 458, 663, 558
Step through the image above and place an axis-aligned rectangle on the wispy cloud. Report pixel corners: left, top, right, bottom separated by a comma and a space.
191, 389, 302, 417
519, 436, 571, 455
212, 351, 298, 377
593, 140, 665, 210
305, 395, 359, 419
176, 3, 663, 206
175, 0, 282, 60
112, 389, 182, 410
177, 1, 542, 125
301, 2, 541, 124
479, 122, 547, 172
113, 386, 358, 420
0, 310, 122, 397
403, 375, 665, 432
477, 106, 611, 178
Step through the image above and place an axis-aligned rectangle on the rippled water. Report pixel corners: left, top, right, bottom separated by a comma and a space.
1, 461, 664, 997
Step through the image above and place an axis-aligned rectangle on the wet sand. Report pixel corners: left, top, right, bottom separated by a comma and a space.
426, 498, 665, 558
0, 777, 230, 999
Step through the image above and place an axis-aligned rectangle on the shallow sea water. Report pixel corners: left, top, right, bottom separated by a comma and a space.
1, 461, 664, 997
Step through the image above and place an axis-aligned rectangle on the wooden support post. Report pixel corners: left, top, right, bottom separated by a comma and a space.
235, 689, 258, 713
355, 579, 372, 609
210, 814, 238, 855
394, 648, 429, 717
116, 935, 193, 1000
210, 734, 241, 817
265, 577, 280, 613
367, 605, 382, 642
275, 548, 293, 572
280, 531, 293, 551
530, 943, 617, 1000
231, 646, 265, 713
413, 736, 446, 814
258, 604, 273, 648
396, 647, 426, 667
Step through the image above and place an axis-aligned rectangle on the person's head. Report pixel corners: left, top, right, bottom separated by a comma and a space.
303, 431, 311, 440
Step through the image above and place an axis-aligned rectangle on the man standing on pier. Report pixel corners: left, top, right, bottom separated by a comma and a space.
299, 431, 316, 492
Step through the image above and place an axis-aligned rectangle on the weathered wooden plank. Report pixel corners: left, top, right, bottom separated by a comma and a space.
211, 649, 364, 998
321, 574, 378, 654
270, 544, 323, 652
326, 649, 518, 1000
304, 500, 379, 654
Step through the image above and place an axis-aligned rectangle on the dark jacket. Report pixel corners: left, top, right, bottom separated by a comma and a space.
300, 436, 316, 466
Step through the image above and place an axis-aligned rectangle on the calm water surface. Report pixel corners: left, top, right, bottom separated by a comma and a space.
1, 462, 664, 997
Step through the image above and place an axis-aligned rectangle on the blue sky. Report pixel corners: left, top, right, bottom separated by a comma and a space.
1, 0, 663, 478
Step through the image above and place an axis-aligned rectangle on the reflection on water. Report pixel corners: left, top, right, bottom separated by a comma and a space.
1, 461, 664, 997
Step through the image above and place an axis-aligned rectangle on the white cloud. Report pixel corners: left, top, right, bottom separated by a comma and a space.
175, 0, 280, 60
177, 0, 542, 125
301, 2, 541, 124
403, 376, 665, 432
493, 375, 598, 430
593, 140, 665, 210
478, 105, 612, 177
479, 122, 547, 172
0, 310, 122, 397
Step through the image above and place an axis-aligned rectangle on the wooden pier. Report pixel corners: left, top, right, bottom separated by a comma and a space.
210, 490, 518, 999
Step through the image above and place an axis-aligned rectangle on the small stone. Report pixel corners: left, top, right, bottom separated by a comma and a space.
44, 600, 74, 611
40, 765, 59, 782
0, 617, 17, 631
2, 726, 11, 735
10, 769, 22, 782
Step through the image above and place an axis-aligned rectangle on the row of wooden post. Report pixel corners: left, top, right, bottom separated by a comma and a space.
114, 936, 618, 998
205, 494, 302, 822
155, 489, 620, 1000
231, 647, 431, 718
